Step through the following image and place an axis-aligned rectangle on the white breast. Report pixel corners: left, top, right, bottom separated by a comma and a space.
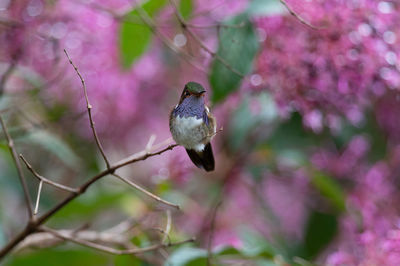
170, 115, 206, 151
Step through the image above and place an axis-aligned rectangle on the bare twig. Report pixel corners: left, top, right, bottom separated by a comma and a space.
15, 229, 129, 252
112, 173, 179, 209
279, 0, 323, 30
0, 116, 33, 218
64, 49, 111, 169
34, 181, 43, 215
113, 142, 178, 169
146, 134, 156, 152
41, 226, 194, 255
19, 154, 79, 193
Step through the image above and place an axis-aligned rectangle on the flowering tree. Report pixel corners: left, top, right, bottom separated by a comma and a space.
1, 0, 400, 265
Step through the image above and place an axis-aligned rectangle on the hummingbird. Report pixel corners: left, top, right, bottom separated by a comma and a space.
169, 82, 216, 171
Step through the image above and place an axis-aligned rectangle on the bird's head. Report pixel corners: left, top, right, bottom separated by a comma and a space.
179, 82, 206, 104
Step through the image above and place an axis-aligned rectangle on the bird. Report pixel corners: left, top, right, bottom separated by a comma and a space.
169, 82, 216, 172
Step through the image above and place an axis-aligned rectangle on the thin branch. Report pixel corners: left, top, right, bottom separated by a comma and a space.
113, 142, 178, 169
0, 116, 33, 218
279, 0, 323, 30
16, 216, 140, 252
112, 173, 179, 209
15, 229, 130, 252
34, 181, 43, 215
63, 49, 111, 169
41, 226, 194, 255
146, 134, 156, 152
19, 154, 79, 193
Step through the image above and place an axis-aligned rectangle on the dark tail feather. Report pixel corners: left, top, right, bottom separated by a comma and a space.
186, 143, 215, 172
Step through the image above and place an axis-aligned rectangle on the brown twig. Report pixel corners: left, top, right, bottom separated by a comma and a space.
15, 216, 139, 252
279, 0, 323, 30
34, 181, 43, 215
41, 226, 194, 255
112, 173, 180, 209
0, 116, 33, 218
64, 49, 111, 169
19, 154, 79, 193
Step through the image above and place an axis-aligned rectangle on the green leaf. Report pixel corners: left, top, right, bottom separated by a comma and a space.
18, 130, 80, 168
209, 13, 259, 103
302, 211, 338, 259
311, 171, 346, 212
214, 245, 241, 256
119, 0, 167, 68
179, 0, 193, 19
165, 247, 207, 266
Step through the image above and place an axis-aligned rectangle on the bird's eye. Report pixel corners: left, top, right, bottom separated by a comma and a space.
184, 91, 190, 97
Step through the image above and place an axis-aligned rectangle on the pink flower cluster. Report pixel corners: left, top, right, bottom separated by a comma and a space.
255, 0, 400, 132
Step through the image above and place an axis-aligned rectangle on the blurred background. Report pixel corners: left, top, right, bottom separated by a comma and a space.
1, 0, 400, 265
